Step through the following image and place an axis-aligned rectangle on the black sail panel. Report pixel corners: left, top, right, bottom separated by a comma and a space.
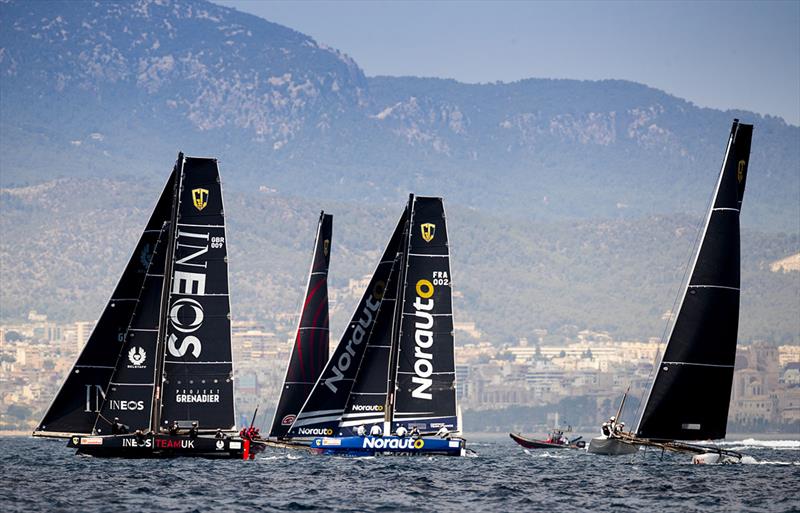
160, 157, 235, 431
287, 210, 406, 437
270, 213, 333, 439
34, 170, 176, 437
338, 252, 403, 434
94, 225, 170, 434
637, 120, 753, 441
392, 196, 458, 433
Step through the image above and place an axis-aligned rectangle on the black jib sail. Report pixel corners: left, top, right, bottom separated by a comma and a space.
390, 196, 458, 433
286, 210, 407, 437
158, 157, 236, 432
33, 170, 176, 437
338, 248, 405, 433
93, 224, 171, 434
270, 212, 333, 439
636, 120, 752, 441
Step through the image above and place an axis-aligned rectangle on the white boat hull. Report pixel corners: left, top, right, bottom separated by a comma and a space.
587, 436, 639, 455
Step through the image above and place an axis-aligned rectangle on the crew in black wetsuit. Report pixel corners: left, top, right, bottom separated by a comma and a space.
188, 421, 199, 438
169, 420, 180, 435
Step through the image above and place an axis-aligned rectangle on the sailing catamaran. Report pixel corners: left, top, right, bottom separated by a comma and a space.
287, 195, 467, 456
268, 212, 333, 444
587, 119, 753, 463
33, 153, 264, 459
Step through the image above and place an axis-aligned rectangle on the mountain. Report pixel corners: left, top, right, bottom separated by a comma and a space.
0, 0, 798, 344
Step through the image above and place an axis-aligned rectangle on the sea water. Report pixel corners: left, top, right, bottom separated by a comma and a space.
1, 435, 798, 512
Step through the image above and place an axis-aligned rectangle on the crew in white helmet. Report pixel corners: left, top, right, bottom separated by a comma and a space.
396, 426, 408, 437
356, 425, 366, 436
370, 424, 383, 437
601, 422, 611, 437
436, 426, 451, 439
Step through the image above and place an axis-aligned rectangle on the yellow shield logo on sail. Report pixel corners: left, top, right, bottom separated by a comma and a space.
323, 239, 330, 256
421, 223, 436, 243
192, 188, 209, 211
737, 160, 746, 183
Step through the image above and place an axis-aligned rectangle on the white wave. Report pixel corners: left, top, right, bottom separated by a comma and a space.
718, 439, 800, 450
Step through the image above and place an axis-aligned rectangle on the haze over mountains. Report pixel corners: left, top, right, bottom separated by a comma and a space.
1, 0, 798, 345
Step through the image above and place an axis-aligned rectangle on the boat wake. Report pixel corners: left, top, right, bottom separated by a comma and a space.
715, 439, 800, 450
524, 449, 569, 459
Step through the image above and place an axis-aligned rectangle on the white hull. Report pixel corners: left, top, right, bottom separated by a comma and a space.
587, 436, 639, 455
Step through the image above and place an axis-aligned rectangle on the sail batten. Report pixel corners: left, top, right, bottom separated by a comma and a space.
636, 120, 752, 441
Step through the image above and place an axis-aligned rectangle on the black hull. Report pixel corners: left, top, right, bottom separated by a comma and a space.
509, 432, 584, 450
67, 434, 265, 459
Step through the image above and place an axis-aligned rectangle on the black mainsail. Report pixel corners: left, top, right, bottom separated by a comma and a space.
270, 212, 333, 439
389, 196, 458, 433
158, 156, 236, 432
636, 120, 753, 441
286, 211, 406, 437
33, 170, 176, 437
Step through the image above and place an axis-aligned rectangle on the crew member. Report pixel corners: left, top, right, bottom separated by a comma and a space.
215, 429, 224, 439
396, 426, 408, 437
436, 426, 451, 440
169, 420, 180, 436
111, 417, 128, 435
356, 425, 366, 437
410, 427, 420, 439
189, 421, 199, 439
601, 422, 611, 437
370, 424, 383, 437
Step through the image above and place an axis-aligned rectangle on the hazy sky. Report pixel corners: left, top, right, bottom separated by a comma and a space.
213, 0, 800, 126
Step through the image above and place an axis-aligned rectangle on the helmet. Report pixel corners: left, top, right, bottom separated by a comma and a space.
192, 421, 198, 427
602, 422, 608, 426
114, 417, 119, 422
610, 416, 616, 421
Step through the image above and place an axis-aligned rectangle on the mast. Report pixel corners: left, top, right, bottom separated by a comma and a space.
150, 153, 183, 433
269, 211, 333, 439
384, 194, 413, 429
635, 120, 752, 441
